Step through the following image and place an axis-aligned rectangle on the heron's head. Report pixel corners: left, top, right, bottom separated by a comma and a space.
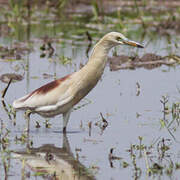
102, 32, 144, 48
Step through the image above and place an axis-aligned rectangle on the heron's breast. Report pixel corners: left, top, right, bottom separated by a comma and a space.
72, 79, 98, 106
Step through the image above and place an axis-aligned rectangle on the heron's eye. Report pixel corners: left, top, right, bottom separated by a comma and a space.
116, 36, 122, 41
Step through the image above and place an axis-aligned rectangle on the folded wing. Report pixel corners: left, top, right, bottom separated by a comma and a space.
13, 74, 74, 111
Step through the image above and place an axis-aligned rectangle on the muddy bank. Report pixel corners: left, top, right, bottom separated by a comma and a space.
109, 53, 180, 71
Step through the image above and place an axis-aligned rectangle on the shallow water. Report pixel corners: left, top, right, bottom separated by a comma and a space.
0, 12, 180, 180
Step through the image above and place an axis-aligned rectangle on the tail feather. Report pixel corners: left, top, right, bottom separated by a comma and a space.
13, 94, 30, 110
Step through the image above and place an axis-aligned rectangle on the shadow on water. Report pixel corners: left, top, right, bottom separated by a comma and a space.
12, 134, 96, 180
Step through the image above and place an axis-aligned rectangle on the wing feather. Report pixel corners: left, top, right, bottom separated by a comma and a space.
13, 74, 74, 110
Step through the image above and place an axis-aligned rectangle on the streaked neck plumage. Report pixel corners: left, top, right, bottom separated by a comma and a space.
89, 36, 114, 62
85, 37, 114, 77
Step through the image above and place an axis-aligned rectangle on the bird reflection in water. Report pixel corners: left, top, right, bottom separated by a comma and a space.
12, 134, 96, 180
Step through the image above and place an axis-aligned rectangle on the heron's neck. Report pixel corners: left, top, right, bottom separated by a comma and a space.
76, 39, 113, 90
88, 39, 112, 63
85, 40, 112, 74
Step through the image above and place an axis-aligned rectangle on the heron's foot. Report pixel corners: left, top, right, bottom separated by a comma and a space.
63, 127, 66, 134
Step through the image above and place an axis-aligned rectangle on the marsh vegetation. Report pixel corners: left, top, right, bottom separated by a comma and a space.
0, 0, 180, 179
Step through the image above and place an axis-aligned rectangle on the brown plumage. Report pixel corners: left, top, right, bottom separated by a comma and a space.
19, 75, 71, 103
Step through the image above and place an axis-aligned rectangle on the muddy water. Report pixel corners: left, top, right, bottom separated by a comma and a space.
0, 21, 180, 179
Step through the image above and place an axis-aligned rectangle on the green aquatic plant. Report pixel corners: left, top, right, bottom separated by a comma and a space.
116, 9, 125, 30
8, 0, 24, 21
124, 137, 180, 178
59, 55, 72, 65
91, 0, 99, 21
44, 119, 51, 128
0, 123, 11, 179
55, 0, 69, 18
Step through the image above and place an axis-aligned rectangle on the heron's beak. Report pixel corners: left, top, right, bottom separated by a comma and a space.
123, 39, 144, 48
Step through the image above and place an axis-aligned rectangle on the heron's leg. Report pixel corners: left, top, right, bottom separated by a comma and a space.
62, 108, 72, 133
25, 110, 32, 133
25, 110, 32, 148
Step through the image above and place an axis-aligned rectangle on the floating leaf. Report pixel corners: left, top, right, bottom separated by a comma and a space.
0, 73, 23, 83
